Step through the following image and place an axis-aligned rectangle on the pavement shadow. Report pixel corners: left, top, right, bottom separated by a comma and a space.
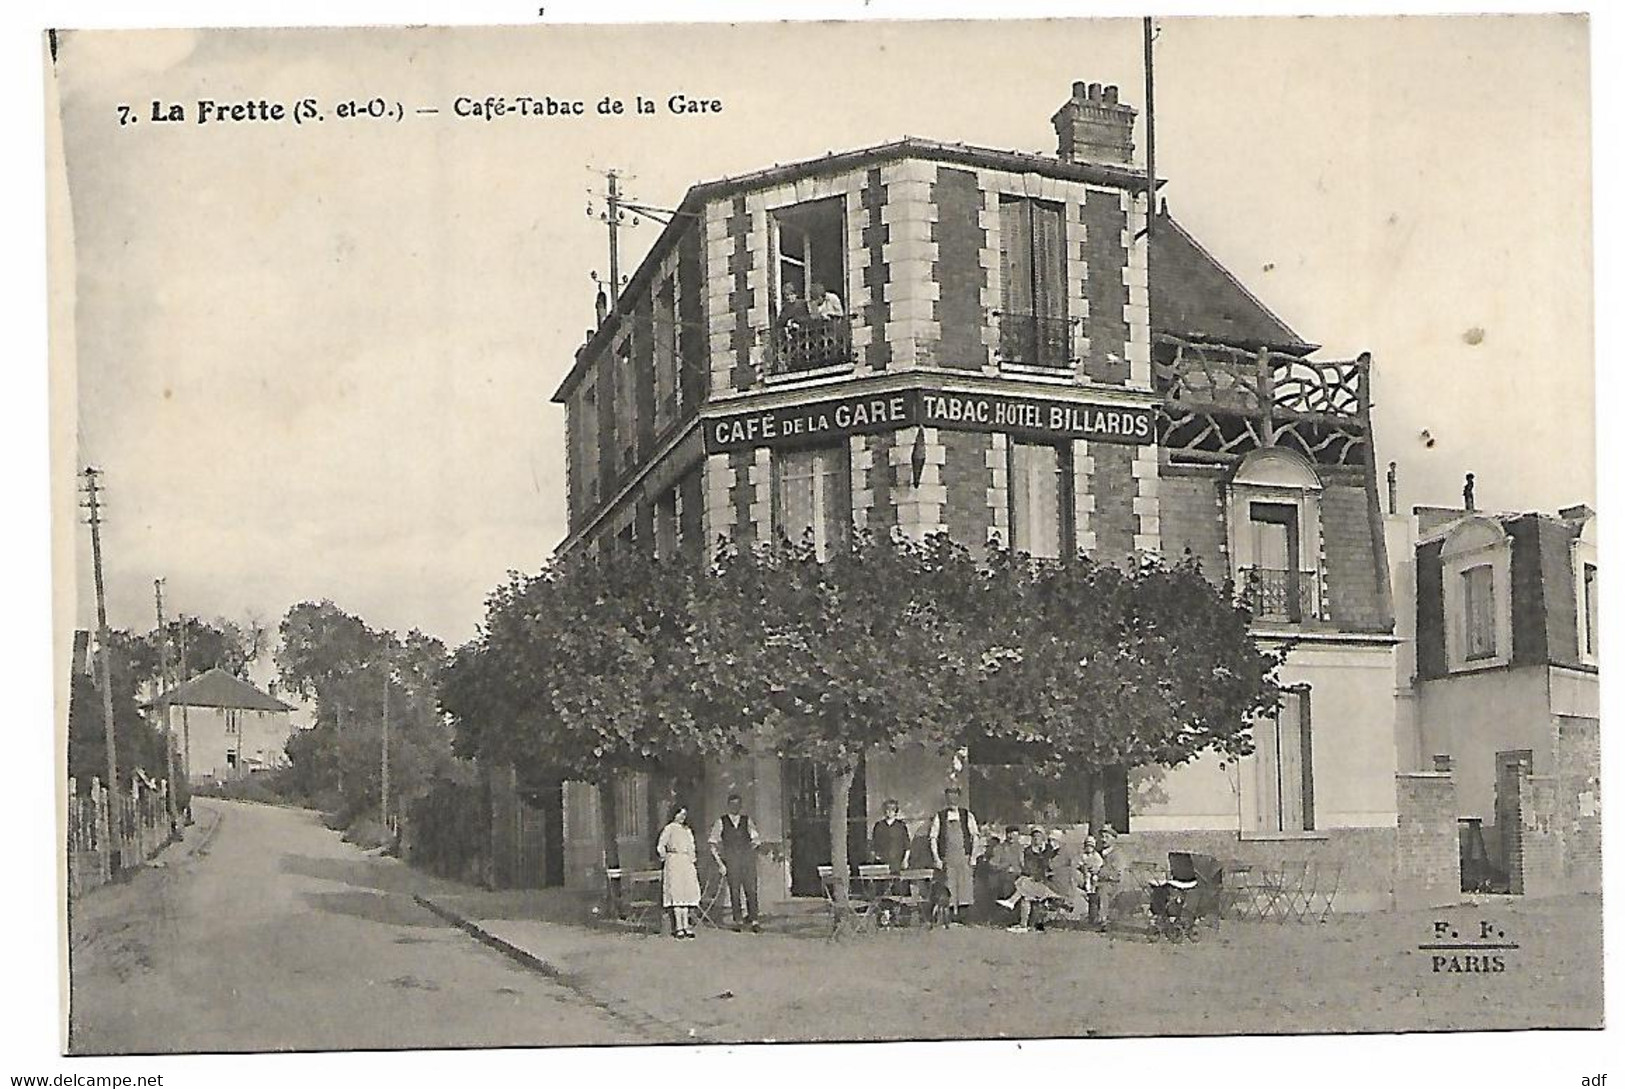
280, 853, 439, 895
300, 888, 455, 929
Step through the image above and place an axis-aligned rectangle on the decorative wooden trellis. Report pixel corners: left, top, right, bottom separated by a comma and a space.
1153, 336, 1372, 467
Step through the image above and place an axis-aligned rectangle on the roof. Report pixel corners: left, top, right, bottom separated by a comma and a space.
1150, 212, 1315, 354
155, 667, 294, 712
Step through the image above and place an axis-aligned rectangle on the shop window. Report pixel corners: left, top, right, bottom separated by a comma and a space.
998, 197, 1070, 369
1008, 438, 1072, 559
774, 444, 850, 560
1250, 687, 1313, 833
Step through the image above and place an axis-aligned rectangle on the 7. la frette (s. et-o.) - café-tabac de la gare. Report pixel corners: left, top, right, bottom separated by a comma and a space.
704, 386, 1156, 453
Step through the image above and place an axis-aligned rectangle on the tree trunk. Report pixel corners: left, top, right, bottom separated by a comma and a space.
598, 777, 623, 915
1089, 774, 1107, 834
827, 763, 856, 935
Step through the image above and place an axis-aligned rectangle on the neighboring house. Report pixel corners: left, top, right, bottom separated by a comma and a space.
1391, 502, 1599, 894
534, 80, 1411, 909
155, 667, 296, 784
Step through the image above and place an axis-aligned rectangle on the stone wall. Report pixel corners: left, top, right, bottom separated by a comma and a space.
1556, 716, 1602, 891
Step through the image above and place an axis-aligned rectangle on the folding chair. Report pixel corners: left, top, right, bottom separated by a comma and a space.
1219, 859, 1256, 920
695, 869, 729, 929
1310, 862, 1342, 922
604, 867, 663, 931
818, 865, 876, 938
1268, 861, 1309, 924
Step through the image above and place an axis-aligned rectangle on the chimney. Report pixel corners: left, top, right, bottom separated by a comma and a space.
1051, 81, 1138, 166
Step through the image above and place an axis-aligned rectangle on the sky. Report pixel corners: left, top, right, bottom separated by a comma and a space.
51, 14, 1594, 647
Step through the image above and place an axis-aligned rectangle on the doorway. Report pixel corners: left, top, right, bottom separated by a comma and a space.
783, 757, 867, 897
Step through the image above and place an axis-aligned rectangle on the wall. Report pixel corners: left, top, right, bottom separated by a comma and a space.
1393, 772, 1460, 907
1415, 665, 1557, 823
1132, 641, 1399, 832
1555, 715, 1601, 892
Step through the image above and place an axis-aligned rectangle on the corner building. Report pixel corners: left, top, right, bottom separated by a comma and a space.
549, 82, 1409, 910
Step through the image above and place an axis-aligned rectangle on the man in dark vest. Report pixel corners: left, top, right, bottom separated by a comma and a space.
928, 785, 981, 927
708, 792, 762, 932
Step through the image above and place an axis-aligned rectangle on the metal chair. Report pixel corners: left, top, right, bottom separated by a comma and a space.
1309, 862, 1342, 922
817, 864, 876, 938
1269, 860, 1310, 923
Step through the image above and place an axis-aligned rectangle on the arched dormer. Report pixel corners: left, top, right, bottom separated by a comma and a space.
1227, 448, 1326, 625
1438, 515, 1513, 672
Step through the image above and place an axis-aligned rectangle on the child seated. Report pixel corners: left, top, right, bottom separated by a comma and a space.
996, 827, 1065, 933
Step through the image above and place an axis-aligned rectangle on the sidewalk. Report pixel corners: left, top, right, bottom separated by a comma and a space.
411, 882, 1604, 1042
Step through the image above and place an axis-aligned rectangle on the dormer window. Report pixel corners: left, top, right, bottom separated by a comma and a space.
1572, 513, 1598, 666
1226, 448, 1325, 625
1438, 516, 1512, 673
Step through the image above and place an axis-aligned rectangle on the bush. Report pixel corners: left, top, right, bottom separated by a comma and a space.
341, 816, 389, 850
192, 776, 285, 806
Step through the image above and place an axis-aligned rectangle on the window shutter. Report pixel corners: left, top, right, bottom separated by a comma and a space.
1031, 201, 1066, 321
999, 199, 1034, 317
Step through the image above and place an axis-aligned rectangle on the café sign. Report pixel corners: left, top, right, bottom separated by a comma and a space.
704, 387, 1155, 453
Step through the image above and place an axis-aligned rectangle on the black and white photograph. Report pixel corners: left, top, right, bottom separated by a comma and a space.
10, 2, 1617, 1080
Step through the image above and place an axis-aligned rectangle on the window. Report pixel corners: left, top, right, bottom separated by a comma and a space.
774, 444, 849, 560
613, 337, 635, 472
653, 278, 680, 428
654, 486, 681, 562
576, 378, 600, 507
1584, 563, 1598, 659
1247, 503, 1305, 623
770, 198, 851, 376
772, 197, 845, 310
1462, 564, 1496, 660
615, 772, 646, 839
998, 197, 1069, 368
1251, 688, 1313, 833
1008, 439, 1071, 559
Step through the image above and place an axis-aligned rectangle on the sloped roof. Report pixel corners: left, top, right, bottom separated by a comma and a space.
156, 667, 293, 712
1151, 213, 1315, 354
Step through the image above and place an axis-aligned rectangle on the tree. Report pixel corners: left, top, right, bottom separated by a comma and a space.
696, 532, 975, 930
66, 643, 168, 791
275, 601, 455, 822
440, 550, 746, 874
967, 550, 1283, 829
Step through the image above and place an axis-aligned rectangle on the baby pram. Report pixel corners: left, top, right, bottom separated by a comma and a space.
1145, 852, 1224, 942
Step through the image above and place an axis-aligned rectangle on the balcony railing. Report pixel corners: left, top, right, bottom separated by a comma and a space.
995, 311, 1077, 370
1239, 567, 1320, 624
767, 315, 854, 377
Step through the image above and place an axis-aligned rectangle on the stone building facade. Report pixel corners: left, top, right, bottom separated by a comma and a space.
543, 82, 1416, 910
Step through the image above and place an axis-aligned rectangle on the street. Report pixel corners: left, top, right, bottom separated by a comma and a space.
67, 800, 639, 1054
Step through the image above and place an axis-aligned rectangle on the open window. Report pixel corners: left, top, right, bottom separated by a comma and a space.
769, 198, 851, 376
1227, 448, 1324, 624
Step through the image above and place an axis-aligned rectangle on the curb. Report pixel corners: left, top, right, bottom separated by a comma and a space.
413, 893, 706, 1044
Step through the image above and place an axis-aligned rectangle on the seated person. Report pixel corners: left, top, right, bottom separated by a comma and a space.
997, 827, 1065, 933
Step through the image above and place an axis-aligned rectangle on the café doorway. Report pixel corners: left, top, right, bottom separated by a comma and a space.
784, 756, 868, 897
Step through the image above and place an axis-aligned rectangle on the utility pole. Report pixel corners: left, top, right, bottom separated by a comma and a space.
154, 579, 179, 828
380, 665, 391, 832
1143, 15, 1157, 244
606, 169, 621, 314
81, 467, 120, 872
178, 616, 191, 822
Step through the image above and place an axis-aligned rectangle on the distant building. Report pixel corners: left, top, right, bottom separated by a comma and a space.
1391, 503, 1600, 894
154, 667, 296, 783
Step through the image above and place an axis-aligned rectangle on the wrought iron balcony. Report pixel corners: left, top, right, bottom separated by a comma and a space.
995, 310, 1078, 370
1239, 566, 1320, 624
767, 314, 855, 377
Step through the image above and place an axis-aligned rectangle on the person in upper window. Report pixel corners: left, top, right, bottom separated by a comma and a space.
809, 280, 845, 319
928, 785, 981, 927
775, 282, 811, 331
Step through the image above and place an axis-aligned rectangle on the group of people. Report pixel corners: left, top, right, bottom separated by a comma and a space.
871, 787, 1124, 932
650, 785, 1124, 939
777, 280, 845, 329
652, 792, 764, 939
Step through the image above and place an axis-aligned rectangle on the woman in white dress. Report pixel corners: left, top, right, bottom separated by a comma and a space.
657, 805, 702, 939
